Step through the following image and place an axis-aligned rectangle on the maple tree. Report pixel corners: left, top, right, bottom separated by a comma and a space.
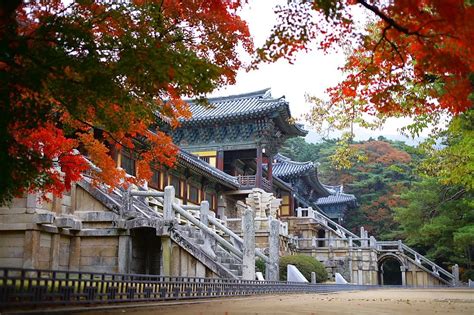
259, 0, 474, 133
0, 0, 252, 204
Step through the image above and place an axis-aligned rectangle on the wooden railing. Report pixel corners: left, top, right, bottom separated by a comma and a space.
237, 175, 272, 192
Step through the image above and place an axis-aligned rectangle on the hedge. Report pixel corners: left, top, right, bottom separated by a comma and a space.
279, 254, 328, 282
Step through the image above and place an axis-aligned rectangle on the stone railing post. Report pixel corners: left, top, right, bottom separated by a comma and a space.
121, 187, 131, 218
369, 236, 377, 249
266, 218, 280, 281
452, 264, 460, 286
162, 185, 175, 276
199, 200, 215, 257
242, 208, 255, 280
163, 186, 175, 221
311, 272, 317, 284
348, 236, 353, 248
328, 236, 334, 249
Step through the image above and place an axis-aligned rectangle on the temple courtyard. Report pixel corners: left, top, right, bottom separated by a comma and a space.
10, 288, 470, 315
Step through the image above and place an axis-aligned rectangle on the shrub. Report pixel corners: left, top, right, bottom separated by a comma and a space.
255, 258, 266, 274
461, 269, 474, 282
279, 254, 328, 282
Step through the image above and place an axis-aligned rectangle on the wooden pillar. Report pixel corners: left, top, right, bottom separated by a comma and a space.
267, 154, 273, 188
216, 150, 224, 171
256, 146, 263, 189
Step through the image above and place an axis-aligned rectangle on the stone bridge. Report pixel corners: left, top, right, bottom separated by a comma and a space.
284, 207, 459, 286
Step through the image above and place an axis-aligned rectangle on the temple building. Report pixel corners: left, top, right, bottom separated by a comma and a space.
169, 88, 355, 218
0, 89, 454, 287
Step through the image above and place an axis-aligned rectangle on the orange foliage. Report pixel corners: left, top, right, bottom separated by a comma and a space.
261, 0, 474, 119
354, 141, 411, 165
1, 0, 251, 201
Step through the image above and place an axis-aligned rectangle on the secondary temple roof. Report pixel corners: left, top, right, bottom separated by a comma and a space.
270, 154, 315, 178
266, 154, 331, 198
316, 193, 357, 206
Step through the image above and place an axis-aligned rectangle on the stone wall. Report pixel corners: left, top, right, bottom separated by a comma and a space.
0, 231, 25, 268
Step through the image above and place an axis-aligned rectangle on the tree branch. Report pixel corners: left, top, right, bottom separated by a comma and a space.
356, 0, 417, 36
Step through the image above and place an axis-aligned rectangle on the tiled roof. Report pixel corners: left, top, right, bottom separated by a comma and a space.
177, 149, 239, 189
270, 153, 315, 178
322, 184, 344, 194
316, 193, 357, 205
181, 89, 307, 136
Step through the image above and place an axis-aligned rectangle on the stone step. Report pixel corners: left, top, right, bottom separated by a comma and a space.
222, 263, 241, 270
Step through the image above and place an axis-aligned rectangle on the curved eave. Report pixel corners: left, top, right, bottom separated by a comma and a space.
273, 164, 313, 179
302, 169, 332, 197
272, 105, 308, 137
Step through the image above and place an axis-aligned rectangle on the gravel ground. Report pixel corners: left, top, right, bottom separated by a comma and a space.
72, 288, 474, 315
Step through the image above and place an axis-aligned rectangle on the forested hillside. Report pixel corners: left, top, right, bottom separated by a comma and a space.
281, 113, 473, 280
280, 136, 421, 239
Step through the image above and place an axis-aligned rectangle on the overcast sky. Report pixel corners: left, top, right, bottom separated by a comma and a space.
211, 1, 427, 145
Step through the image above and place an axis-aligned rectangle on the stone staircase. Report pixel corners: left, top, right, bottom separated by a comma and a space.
175, 224, 243, 278
296, 206, 458, 285
79, 176, 246, 279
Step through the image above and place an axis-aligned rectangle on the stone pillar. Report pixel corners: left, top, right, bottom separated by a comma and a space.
256, 146, 263, 189
452, 264, 460, 286
26, 193, 41, 213
118, 235, 132, 274
369, 236, 377, 249
400, 265, 407, 286
200, 201, 215, 257
161, 237, 172, 276
163, 186, 175, 220
50, 233, 60, 270
311, 272, 317, 284
242, 208, 255, 280
161, 185, 175, 276
266, 219, 280, 281
357, 267, 363, 285
69, 236, 81, 271
360, 227, 368, 247
23, 230, 40, 269
217, 194, 226, 220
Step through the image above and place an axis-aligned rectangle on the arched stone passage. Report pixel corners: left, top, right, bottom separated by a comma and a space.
130, 227, 161, 275
378, 254, 404, 285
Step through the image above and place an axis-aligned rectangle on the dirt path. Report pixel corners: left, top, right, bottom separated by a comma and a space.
74, 289, 473, 315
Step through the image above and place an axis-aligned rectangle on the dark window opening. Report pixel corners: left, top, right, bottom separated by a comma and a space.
170, 176, 182, 197
317, 229, 326, 247
121, 151, 136, 176
150, 169, 162, 190
205, 192, 217, 211
189, 185, 199, 204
